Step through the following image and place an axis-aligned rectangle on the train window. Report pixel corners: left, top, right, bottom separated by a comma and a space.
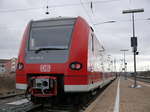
29, 25, 73, 50
91, 34, 94, 53
29, 19, 76, 51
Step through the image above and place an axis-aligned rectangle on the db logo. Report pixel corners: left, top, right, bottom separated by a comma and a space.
40, 65, 51, 72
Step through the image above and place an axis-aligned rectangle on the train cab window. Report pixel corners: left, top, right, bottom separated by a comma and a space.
29, 19, 76, 51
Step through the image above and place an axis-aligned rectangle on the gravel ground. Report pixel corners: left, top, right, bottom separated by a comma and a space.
120, 77, 150, 112
0, 73, 23, 96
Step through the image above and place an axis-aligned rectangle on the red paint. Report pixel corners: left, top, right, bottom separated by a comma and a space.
16, 16, 115, 96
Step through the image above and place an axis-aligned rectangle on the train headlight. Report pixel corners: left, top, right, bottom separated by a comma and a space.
70, 62, 82, 70
17, 63, 24, 70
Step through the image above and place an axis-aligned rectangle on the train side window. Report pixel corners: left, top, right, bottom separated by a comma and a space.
91, 34, 94, 53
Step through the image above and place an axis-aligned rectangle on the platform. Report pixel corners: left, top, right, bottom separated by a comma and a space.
85, 77, 150, 112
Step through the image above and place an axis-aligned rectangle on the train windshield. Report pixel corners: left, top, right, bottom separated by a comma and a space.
29, 19, 75, 51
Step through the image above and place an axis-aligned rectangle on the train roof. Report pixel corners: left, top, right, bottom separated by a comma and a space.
32, 17, 77, 22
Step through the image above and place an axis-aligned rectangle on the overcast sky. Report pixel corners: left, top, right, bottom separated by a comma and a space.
0, 0, 150, 71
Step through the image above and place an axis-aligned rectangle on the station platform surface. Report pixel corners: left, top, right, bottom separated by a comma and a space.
85, 77, 150, 112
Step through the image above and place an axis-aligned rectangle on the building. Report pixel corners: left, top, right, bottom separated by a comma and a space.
0, 58, 18, 74
0, 59, 10, 73
5, 58, 18, 73
11, 58, 18, 72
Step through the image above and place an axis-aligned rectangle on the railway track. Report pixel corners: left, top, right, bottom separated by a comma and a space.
0, 92, 24, 99
130, 76, 150, 83
0, 94, 42, 112
0, 80, 114, 112
30, 104, 76, 112
27, 80, 114, 112
136, 76, 150, 83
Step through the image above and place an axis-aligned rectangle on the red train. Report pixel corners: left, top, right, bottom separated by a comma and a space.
16, 16, 115, 103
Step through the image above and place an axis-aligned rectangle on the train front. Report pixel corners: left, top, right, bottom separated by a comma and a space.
16, 18, 78, 99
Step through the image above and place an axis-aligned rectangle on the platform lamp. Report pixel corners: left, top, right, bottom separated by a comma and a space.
122, 8, 144, 88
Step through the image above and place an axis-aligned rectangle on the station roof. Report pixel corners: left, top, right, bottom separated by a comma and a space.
0, 59, 10, 63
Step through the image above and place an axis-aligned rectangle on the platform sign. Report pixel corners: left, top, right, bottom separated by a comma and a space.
131, 37, 137, 52
131, 37, 137, 47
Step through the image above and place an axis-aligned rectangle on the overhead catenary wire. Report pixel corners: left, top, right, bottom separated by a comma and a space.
0, 0, 120, 13
94, 18, 150, 26
79, 0, 95, 26
79, 0, 104, 39
79, 0, 107, 51
0, 18, 149, 30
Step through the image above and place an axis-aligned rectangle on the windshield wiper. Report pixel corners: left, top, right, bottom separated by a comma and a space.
35, 47, 67, 53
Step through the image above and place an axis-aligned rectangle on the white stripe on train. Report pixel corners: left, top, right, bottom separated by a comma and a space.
16, 77, 114, 91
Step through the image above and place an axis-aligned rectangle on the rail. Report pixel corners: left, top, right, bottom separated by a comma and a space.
130, 76, 150, 83
0, 93, 24, 99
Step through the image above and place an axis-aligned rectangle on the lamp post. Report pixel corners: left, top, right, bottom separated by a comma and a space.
122, 8, 144, 87
120, 49, 128, 79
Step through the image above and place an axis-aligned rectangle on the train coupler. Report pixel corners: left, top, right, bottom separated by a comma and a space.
29, 76, 57, 97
